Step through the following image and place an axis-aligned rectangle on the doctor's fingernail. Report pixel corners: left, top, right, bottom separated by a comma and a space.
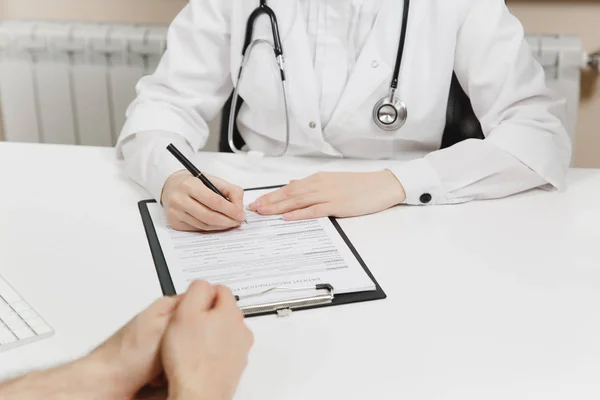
249, 201, 259, 210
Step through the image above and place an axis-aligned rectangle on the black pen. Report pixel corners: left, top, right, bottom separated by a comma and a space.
166, 144, 247, 224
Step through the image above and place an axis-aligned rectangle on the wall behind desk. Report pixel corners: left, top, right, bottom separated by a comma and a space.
508, 1, 600, 169
0, 0, 186, 23
0, 0, 598, 167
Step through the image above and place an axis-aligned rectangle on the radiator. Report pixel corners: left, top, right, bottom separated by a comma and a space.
526, 34, 584, 141
0, 21, 167, 146
0, 21, 586, 146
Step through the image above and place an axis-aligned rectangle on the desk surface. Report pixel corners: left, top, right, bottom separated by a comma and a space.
1, 142, 599, 400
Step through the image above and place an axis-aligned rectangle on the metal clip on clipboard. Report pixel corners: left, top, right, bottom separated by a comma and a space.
235, 284, 335, 317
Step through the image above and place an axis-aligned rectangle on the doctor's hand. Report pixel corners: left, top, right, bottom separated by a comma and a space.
162, 170, 247, 232
162, 281, 254, 400
249, 171, 406, 220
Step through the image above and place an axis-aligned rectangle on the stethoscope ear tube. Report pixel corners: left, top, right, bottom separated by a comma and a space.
228, 39, 291, 157
243, 3, 284, 57
230, 1, 290, 156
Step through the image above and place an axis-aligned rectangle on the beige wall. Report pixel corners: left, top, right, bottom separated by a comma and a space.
0, 0, 598, 167
0, 0, 187, 23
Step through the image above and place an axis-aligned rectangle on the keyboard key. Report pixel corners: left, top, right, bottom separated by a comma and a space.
0, 274, 53, 352
13, 327, 35, 340
0, 278, 21, 303
0, 308, 19, 322
18, 309, 37, 320
0, 328, 17, 344
10, 301, 30, 313
32, 323, 53, 335
5, 319, 27, 331
24, 316, 44, 327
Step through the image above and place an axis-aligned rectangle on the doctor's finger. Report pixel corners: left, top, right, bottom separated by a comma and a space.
250, 182, 315, 210
223, 184, 245, 210
255, 194, 324, 216
185, 181, 246, 223
181, 195, 241, 229
181, 212, 232, 232
205, 175, 245, 209
167, 207, 201, 231
170, 208, 221, 232
283, 204, 333, 221
166, 219, 201, 233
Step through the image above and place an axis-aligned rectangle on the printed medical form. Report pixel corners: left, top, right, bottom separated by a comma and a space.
147, 188, 375, 307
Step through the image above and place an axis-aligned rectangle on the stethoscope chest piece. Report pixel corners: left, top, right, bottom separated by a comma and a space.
373, 95, 408, 131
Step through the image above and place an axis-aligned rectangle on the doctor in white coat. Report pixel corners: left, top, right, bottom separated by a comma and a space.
117, 0, 571, 232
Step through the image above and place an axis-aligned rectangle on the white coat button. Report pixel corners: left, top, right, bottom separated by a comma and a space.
371, 60, 379, 68
309, 121, 317, 129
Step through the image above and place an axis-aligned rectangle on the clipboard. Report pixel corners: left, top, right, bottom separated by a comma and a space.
138, 186, 386, 318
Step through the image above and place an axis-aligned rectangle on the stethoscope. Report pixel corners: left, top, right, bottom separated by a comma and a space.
229, 0, 411, 157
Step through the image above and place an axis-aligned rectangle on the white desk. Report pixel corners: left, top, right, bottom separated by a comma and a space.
1, 142, 599, 400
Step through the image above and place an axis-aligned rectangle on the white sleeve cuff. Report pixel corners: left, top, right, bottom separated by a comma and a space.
147, 145, 190, 203
388, 158, 449, 205
119, 130, 193, 203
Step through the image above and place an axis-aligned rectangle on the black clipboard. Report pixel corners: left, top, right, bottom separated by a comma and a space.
138, 186, 386, 318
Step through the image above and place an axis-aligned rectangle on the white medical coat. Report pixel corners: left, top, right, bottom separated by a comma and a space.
117, 0, 571, 205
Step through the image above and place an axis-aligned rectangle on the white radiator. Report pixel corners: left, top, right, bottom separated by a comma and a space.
0, 21, 167, 146
0, 21, 587, 146
526, 34, 584, 142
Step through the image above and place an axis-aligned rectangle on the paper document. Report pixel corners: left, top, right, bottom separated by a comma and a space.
147, 188, 375, 306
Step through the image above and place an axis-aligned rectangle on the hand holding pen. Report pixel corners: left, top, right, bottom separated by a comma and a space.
160, 144, 247, 232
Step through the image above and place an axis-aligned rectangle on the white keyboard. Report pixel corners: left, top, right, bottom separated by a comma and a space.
0, 274, 54, 352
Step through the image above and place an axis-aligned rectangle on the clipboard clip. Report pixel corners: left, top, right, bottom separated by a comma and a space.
236, 283, 334, 317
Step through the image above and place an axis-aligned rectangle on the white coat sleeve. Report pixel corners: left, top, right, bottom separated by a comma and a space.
115, 0, 234, 201
389, 0, 572, 205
